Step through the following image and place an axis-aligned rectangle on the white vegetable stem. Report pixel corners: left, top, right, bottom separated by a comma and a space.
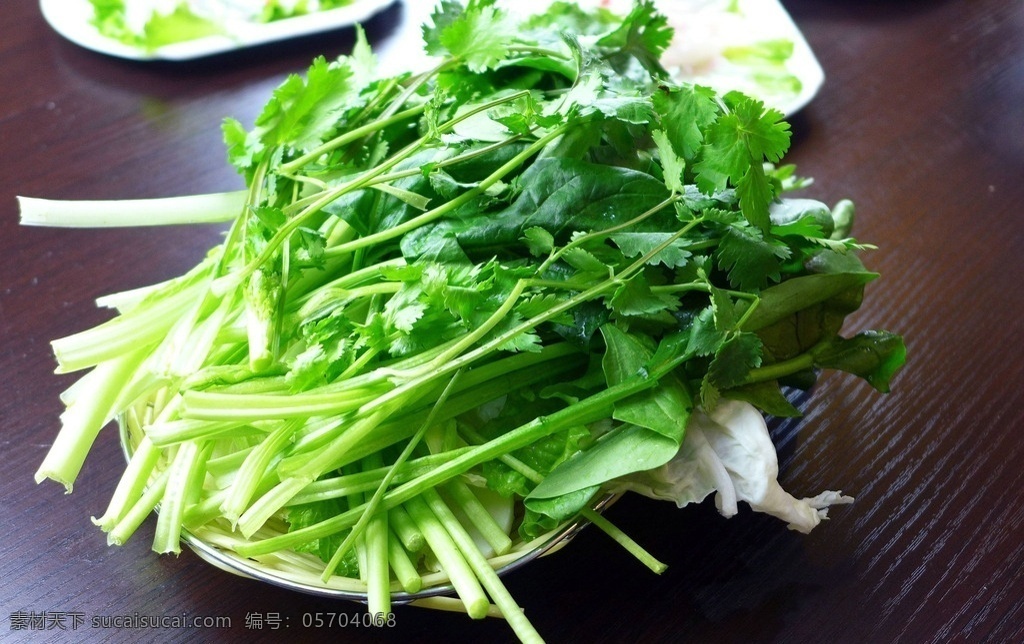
17, 191, 246, 228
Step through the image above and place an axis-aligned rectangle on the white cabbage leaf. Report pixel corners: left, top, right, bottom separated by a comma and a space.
607, 400, 853, 533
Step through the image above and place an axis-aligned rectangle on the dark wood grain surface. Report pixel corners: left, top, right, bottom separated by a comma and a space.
2, 1, 1022, 642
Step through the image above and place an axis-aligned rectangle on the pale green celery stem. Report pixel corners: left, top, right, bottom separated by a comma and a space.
335, 346, 378, 382
95, 284, 165, 312
92, 435, 160, 531
221, 419, 303, 524
244, 269, 279, 371
420, 488, 543, 642
278, 344, 585, 475
153, 441, 212, 554
234, 370, 664, 558
279, 416, 347, 459
320, 371, 464, 580
387, 531, 423, 593
404, 495, 490, 619
460, 426, 668, 574
299, 337, 459, 396
52, 274, 211, 373
93, 252, 223, 319
277, 388, 419, 484
340, 464, 370, 583
236, 476, 312, 539
408, 596, 505, 618
108, 468, 170, 546
146, 419, 259, 447
35, 347, 150, 490
286, 257, 406, 312
142, 292, 205, 374
235, 348, 583, 548
442, 481, 513, 556
181, 385, 382, 422
286, 448, 475, 506
362, 454, 391, 618
205, 445, 255, 477
16, 191, 246, 228
184, 469, 277, 531
168, 288, 239, 378
388, 506, 425, 553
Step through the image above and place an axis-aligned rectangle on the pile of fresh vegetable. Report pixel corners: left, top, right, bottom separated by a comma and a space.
22, 1, 906, 642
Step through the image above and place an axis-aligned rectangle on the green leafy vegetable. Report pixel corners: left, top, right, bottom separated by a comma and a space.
21, 3, 906, 643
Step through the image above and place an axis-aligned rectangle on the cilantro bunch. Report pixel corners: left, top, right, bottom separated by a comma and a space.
22, 2, 905, 642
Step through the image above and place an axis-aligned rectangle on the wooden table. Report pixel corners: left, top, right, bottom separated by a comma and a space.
2, 1, 1022, 642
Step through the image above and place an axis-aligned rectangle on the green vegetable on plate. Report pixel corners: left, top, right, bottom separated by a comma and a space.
19, 2, 906, 642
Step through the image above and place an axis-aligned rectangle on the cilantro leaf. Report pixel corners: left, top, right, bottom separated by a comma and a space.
608, 274, 674, 317
610, 232, 691, 268
654, 84, 720, 160
597, 0, 674, 77
424, 0, 517, 72
694, 92, 791, 230
652, 129, 685, 194
716, 221, 791, 291
253, 56, 360, 152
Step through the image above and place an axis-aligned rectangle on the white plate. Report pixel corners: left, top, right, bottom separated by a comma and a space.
495, 0, 823, 115
654, 0, 824, 115
41, 0, 822, 115
39, 0, 399, 61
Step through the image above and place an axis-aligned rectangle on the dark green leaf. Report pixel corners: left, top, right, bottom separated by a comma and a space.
401, 157, 671, 259
813, 331, 907, 393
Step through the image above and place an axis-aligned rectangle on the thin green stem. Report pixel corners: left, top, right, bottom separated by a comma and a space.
536, 195, 680, 275
362, 454, 392, 618
741, 349, 817, 385
420, 488, 544, 642
387, 530, 423, 593
234, 364, 676, 557
458, 427, 667, 574
325, 122, 569, 257
404, 495, 490, 619
320, 371, 464, 580
92, 435, 160, 531
388, 506, 425, 553
221, 418, 303, 524
443, 480, 513, 556
35, 347, 150, 488
280, 104, 427, 175
580, 507, 667, 574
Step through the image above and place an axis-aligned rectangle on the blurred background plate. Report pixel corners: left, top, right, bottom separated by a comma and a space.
500, 0, 825, 115
39, 0, 398, 61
